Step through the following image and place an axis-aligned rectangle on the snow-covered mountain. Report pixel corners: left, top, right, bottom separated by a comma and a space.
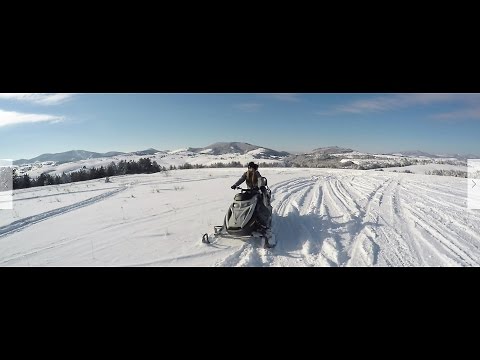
438, 153, 480, 160
131, 148, 162, 156
188, 142, 290, 158
389, 150, 440, 158
13, 143, 288, 168
280, 146, 469, 174
13, 150, 126, 165
310, 146, 354, 155
389, 150, 480, 160
15, 144, 478, 168
12, 143, 289, 179
11, 142, 475, 179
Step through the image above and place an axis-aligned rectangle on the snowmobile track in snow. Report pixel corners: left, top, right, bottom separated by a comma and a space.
217, 173, 480, 267
0, 186, 127, 239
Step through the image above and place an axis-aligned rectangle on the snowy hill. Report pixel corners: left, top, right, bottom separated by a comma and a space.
390, 150, 440, 158
13, 150, 126, 165
12, 143, 476, 180
283, 148, 468, 174
389, 150, 479, 160
1, 168, 479, 266
131, 148, 161, 156
311, 146, 354, 155
188, 142, 290, 158
13, 143, 289, 178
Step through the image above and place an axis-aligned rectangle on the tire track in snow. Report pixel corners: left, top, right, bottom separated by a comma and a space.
12, 186, 122, 202
393, 178, 480, 266
218, 177, 328, 267
0, 235, 86, 265
318, 177, 381, 266
405, 195, 480, 257
342, 178, 390, 266
274, 178, 317, 217
400, 179, 480, 256
336, 176, 423, 266
402, 202, 478, 266
402, 181, 468, 212
215, 171, 480, 267
275, 177, 349, 266
215, 239, 271, 267
0, 186, 127, 239
366, 179, 419, 266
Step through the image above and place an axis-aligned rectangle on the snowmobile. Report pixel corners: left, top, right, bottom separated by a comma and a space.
202, 177, 275, 248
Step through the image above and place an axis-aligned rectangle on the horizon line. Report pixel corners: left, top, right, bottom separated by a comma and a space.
8, 142, 480, 162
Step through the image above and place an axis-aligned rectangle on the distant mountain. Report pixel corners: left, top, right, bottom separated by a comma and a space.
391, 150, 440, 158
130, 148, 161, 156
103, 151, 125, 157
188, 142, 290, 158
389, 150, 479, 159
13, 150, 126, 165
436, 153, 480, 160
310, 146, 354, 154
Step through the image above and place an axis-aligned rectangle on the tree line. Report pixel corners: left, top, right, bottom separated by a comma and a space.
13, 158, 167, 190
12, 159, 291, 190
176, 161, 284, 169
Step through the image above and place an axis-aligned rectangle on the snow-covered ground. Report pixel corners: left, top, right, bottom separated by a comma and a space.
1, 168, 480, 267
377, 163, 467, 174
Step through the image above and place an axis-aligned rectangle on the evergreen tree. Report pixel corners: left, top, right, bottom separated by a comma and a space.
152, 161, 161, 172
61, 172, 71, 184
36, 173, 47, 186
89, 167, 98, 180
97, 166, 106, 178
23, 174, 31, 188
118, 161, 127, 175
106, 162, 117, 177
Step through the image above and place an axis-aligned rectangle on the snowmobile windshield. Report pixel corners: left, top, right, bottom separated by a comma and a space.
234, 192, 257, 201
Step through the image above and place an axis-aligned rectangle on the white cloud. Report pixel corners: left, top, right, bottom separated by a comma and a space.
262, 93, 301, 102
0, 109, 64, 128
336, 96, 401, 113
233, 103, 262, 112
431, 108, 480, 122
0, 93, 74, 105
327, 93, 477, 115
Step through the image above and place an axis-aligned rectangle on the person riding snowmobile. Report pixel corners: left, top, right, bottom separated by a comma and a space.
201, 161, 274, 248
230, 162, 272, 247
231, 161, 266, 194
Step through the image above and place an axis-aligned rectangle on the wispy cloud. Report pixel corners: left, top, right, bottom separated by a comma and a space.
233, 103, 262, 112
262, 93, 301, 102
0, 93, 74, 105
431, 108, 480, 123
322, 93, 479, 115
0, 109, 64, 128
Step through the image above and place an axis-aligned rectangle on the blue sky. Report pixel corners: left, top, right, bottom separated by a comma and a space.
1, 93, 480, 160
